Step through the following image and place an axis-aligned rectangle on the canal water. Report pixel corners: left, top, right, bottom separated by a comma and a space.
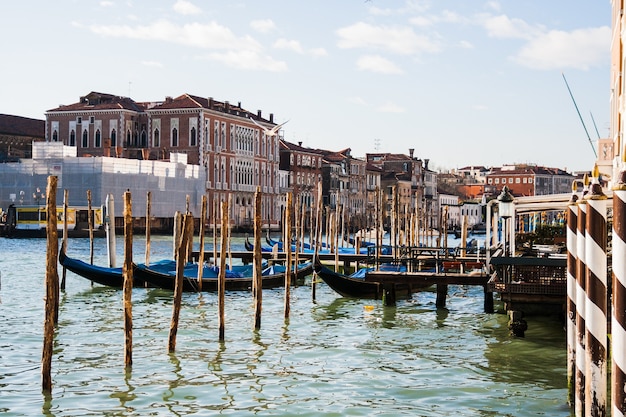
1, 235, 571, 416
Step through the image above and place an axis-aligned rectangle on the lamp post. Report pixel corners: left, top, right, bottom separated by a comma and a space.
498, 186, 514, 256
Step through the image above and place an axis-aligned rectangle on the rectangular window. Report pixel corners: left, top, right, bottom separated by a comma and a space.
515, 178, 520, 183
509, 178, 513, 184
495, 178, 499, 184
528, 178, 533, 184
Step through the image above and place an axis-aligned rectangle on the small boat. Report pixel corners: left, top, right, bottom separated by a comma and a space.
59, 248, 144, 287
313, 258, 435, 299
135, 260, 314, 292
1, 204, 105, 238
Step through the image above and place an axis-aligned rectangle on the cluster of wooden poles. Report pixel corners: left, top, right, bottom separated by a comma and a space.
565, 169, 626, 417
41, 176, 310, 395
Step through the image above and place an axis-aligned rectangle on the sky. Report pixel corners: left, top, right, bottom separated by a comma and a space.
0, 0, 610, 173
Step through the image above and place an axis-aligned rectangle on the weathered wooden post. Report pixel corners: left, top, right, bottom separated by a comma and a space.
253, 188, 263, 330
169, 213, 193, 353
612, 168, 626, 417
145, 191, 151, 266
123, 191, 133, 367
575, 176, 589, 416
106, 194, 116, 268
213, 198, 218, 269
584, 168, 607, 416
566, 184, 579, 406
42, 175, 58, 394
284, 192, 292, 319
61, 189, 69, 291
197, 195, 207, 291
87, 190, 94, 265
173, 210, 182, 261
312, 182, 322, 301
218, 200, 228, 341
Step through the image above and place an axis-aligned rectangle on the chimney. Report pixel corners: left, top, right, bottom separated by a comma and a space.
424, 159, 430, 170
238, 101, 241, 108
269, 113, 274, 123
409, 148, 414, 159
165, 96, 173, 103
208, 97, 214, 109
298, 141, 302, 147
257, 110, 262, 119
225, 101, 230, 112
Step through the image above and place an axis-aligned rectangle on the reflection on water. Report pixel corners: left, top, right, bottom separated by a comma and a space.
0, 236, 571, 416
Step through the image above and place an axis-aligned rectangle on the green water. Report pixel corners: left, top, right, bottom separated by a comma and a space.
0, 236, 571, 416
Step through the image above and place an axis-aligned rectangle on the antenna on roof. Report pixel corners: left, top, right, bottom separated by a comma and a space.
562, 73, 597, 158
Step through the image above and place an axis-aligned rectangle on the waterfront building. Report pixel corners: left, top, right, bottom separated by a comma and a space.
279, 139, 323, 216
485, 164, 575, 196
0, 114, 44, 161
45, 91, 283, 230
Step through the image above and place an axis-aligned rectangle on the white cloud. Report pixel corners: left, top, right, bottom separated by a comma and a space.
308, 47, 328, 58
141, 60, 163, 68
513, 26, 610, 70
378, 101, 406, 113
459, 40, 473, 49
357, 55, 403, 74
484, 1, 501, 12
100, 1, 114, 7
89, 19, 261, 51
347, 96, 368, 106
173, 0, 201, 16
274, 38, 304, 54
482, 14, 543, 40
206, 50, 288, 72
336, 22, 440, 55
250, 19, 276, 34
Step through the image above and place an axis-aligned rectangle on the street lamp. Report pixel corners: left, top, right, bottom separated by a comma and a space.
498, 186, 514, 256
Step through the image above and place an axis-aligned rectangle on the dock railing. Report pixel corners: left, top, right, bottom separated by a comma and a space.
487, 256, 567, 296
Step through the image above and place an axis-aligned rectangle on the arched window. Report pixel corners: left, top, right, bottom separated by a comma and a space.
110, 129, 116, 146
172, 128, 178, 147
141, 130, 147, 147
52, 130, 58, 142
154, 128, 160, 147
70, 130, 76, 146
190, 127, 196, 146
95, 129, 101, 148
126, 130, 131, 147
82, 130, 88, 148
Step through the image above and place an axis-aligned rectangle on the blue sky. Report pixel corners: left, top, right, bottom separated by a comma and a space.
0, 0, 610, 172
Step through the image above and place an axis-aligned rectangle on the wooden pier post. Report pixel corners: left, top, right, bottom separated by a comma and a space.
575, 176, 589, 416
173, 210, 182, 261
218, 201, 228, 341
584, 169, 608, 416
197, 195, 207, 291
566, 185, 579, 406
312, 182, 322, 301
213, 199, 218, 269
122, 191, 133, 367
61, 189, 68, 291
284, 192, 292, 319
435, 284, 447, 308
253, 188, 263, 330
87, 190, 94, 265
483, 285, 494, 313
42, 175, 58, 394
105, 194, 117, 268
145, 191, 151, 266
169, 213, 193, 353
612, 169, 626, 417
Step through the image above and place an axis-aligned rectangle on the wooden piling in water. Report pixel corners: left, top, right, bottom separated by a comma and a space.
612, 169, 626, 417
87, 190, 94, 265
218, 201, 228, 341
106, 194, 116, 268
145, 191, 151, 266
284, 192, 292, 319
584, 169, 607, 416
253, 188, 263, 330
566, 186, 578, 406
169, 213, 193, 353
436, 284, 447, 308
197, 195, 207, 291
575, 179, 588, 416
42, 175, 58, 394
123, 191, 133, 367
61, 189, 69, 291
312, 182, 322, 301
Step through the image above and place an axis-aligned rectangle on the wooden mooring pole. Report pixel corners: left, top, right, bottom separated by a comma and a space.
612, 168, 626, 417
253, 188, 263, 330
60, 189, 68, 291
218, 201, 228, 341
87, 190, 94, 265
584, 170, 607, 416
312, 182, 322, 302
123, 191, 133, 367
566, 187, 578, 406
145, 191, 151, 266
284, 192, 292, 319
42, 175, 58, 394
169, 213, 193, 353
197, 195, 207, 291
575, 178, 588, 416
